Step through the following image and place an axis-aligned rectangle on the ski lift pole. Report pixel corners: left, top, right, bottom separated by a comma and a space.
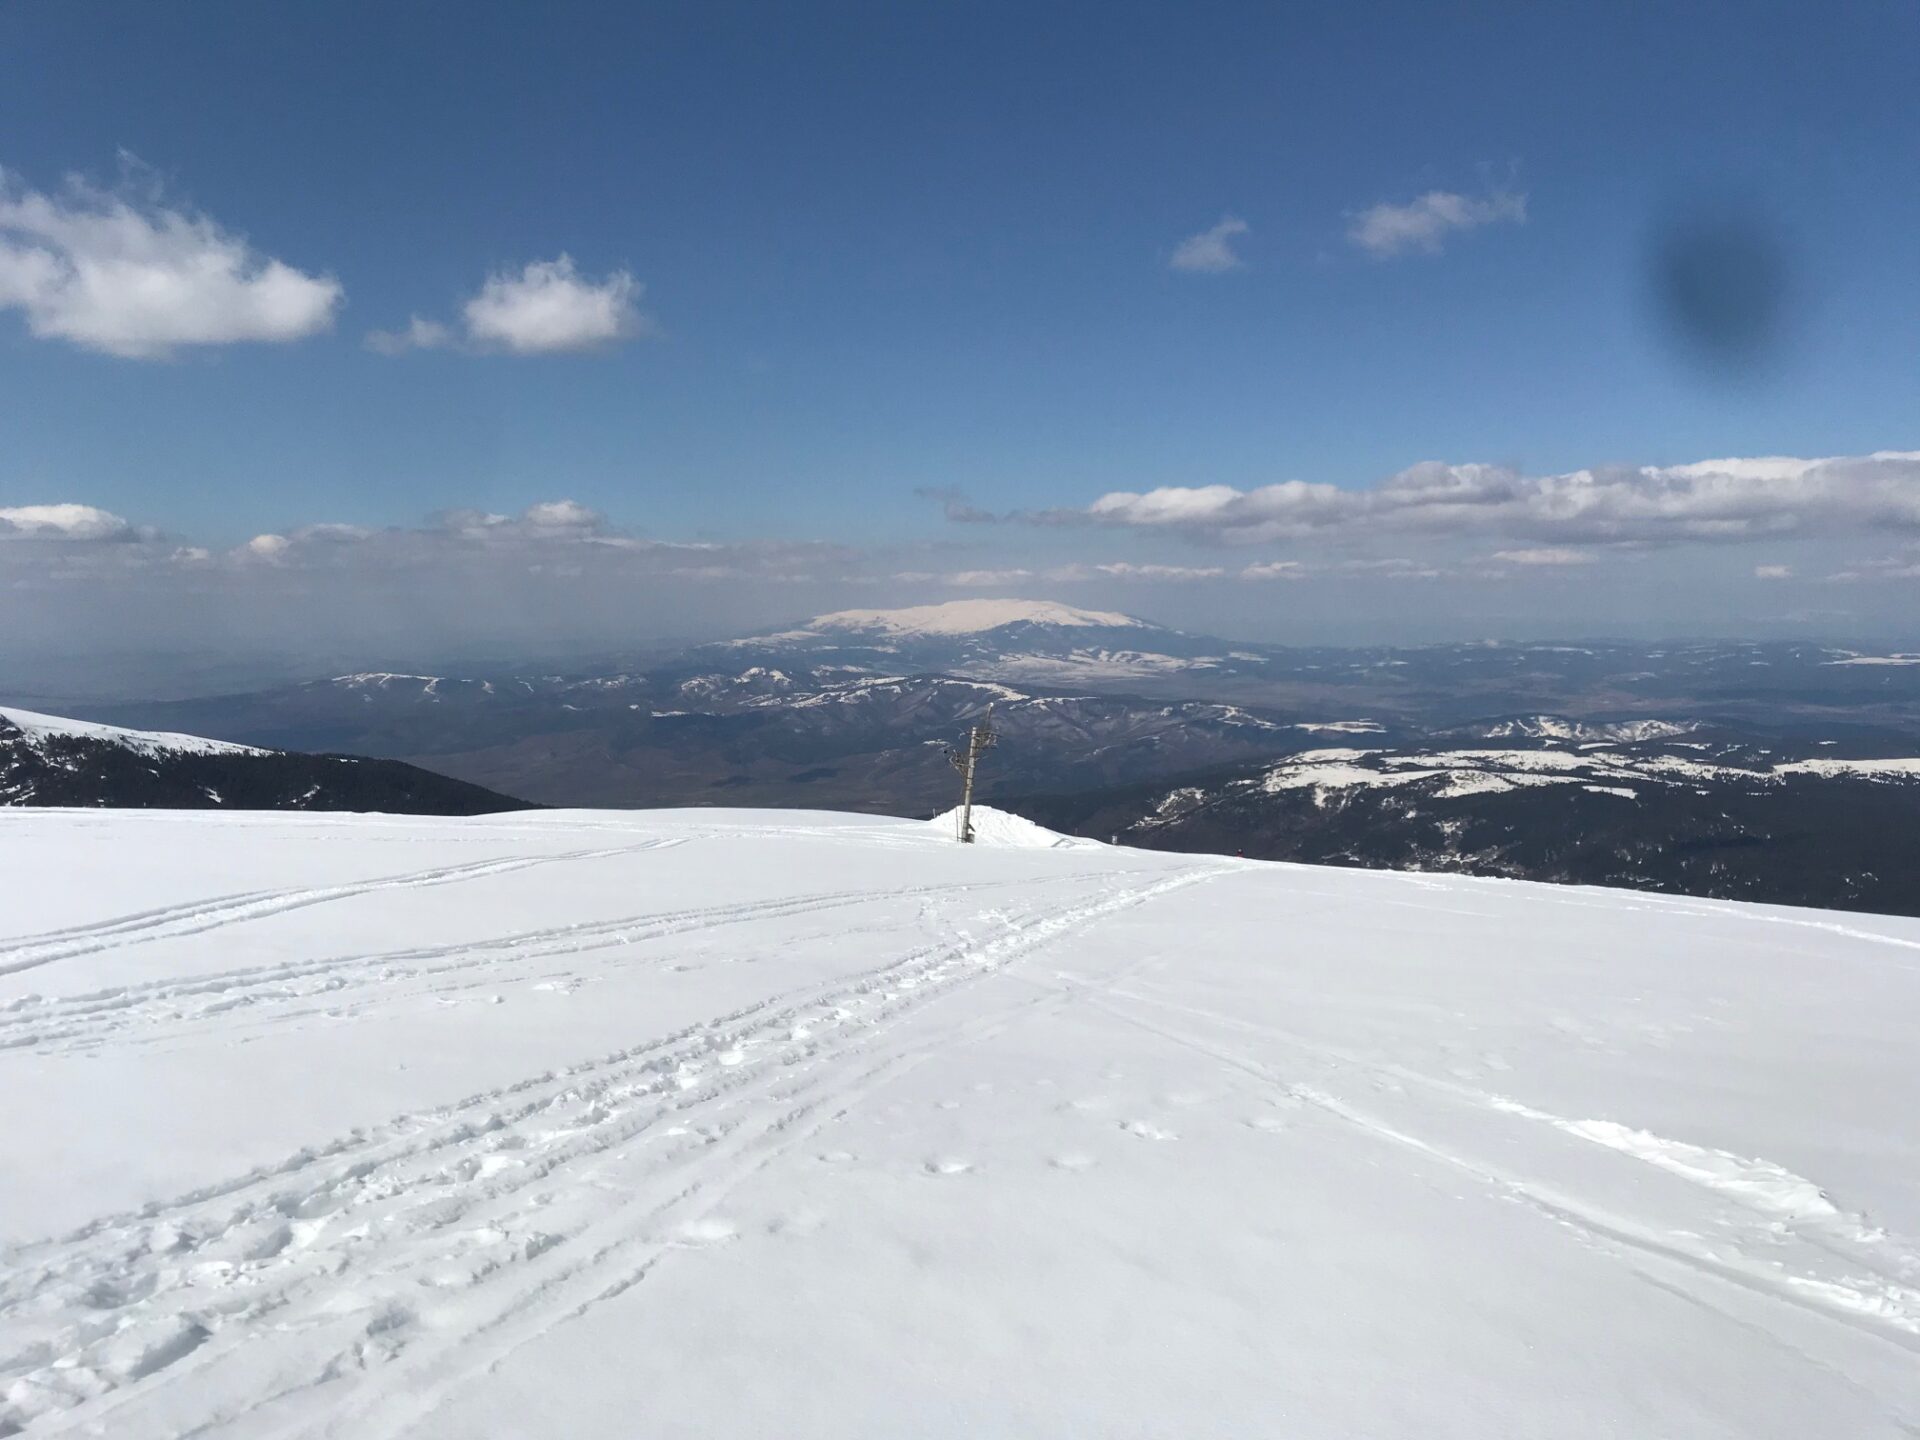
946, 704, 997, 843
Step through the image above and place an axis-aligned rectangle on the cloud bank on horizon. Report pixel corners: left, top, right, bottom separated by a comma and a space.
8, 451, 1919, 633
7, 431, 1920, 675
1053, 451, 1920, 547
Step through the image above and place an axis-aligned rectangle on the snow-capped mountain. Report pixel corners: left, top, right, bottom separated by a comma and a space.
715, 598, 1236, 684
4, 804, 1917, 1436
779, 598, 1151, 637
0, 705, 531, 813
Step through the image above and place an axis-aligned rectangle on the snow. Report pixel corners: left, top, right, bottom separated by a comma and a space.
0, 706, 268, 758
925, 804, 1085, 847
330, 672, 444, 688
798, 598, 1149, 636
1250, 744, 1920, 799
772, 677, 1026, 710
1263, 758, 1427, 799
1293, 718, 1386, 734
1478, 715, 1698, 743
3, 805, 1920, 1437
1774, 756, 1920, 781
985, 647, 1210, 680
1153, 785, 1206, 812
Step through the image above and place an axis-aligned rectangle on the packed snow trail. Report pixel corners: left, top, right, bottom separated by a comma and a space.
2, 806, 1918, 1437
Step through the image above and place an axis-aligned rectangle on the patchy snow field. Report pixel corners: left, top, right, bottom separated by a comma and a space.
3, 805, 1919, 1437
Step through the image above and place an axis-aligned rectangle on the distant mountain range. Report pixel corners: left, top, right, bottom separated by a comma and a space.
91, 668, 1324, 813
1017, 724, 1920, 917
0, 707, 531, 814
24, 599, 1920, 914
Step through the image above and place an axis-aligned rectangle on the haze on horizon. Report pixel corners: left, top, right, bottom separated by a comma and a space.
4, 1, 1919, 691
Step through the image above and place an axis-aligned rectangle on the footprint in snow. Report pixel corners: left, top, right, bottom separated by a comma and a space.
923, 1157, 973, 1176
1121, 1120, 1177, 1142
674, 1216, 738, 1246
1050, 1152, 1098, 1172
766, 1209, 828, 1238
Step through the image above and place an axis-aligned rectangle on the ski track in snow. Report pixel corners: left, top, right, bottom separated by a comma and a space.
0, 870, 1121, 1055
0, 840, 692, 979
6, 808, 1919, 1437
0, 864, 1226, 1436
1091, 988, 1920, 1350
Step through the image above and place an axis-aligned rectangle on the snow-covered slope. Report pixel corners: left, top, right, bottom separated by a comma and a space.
0, 705, 530, 814
925, 802, 1087, 846
3, 806, 1918, 1437
0, 705, 268, 758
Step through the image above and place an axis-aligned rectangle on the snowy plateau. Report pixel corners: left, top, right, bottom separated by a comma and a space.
3, 804, 1919, 1438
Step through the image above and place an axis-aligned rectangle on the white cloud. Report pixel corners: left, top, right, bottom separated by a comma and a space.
371, 257, 654, 357
521, 499, 603, 531
1091, 562, 1225, 580
0, 503, 134, 541
931, 561, 1230, 586
1827, 552, 1920, 583
432, 500, 610, 541
203, 501, 839, 585
364, 316, 451, 355
1249, 557, 1454, 583
461, 256, 648, 354
1493, 547, 1595, 567
1169, 216, 1250, 274
1348, 187, 1526, 259
0, 498, 877, 662
0, 166, 341, 358
1754, 564, 1793, 580
948, 568, 1035, 587
1333, 557, 1442, 580
1058, 451, 1920, 548
290, 523, 372, 545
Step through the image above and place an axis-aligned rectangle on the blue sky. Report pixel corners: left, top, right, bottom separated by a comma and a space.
3, 1, 1919, 667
